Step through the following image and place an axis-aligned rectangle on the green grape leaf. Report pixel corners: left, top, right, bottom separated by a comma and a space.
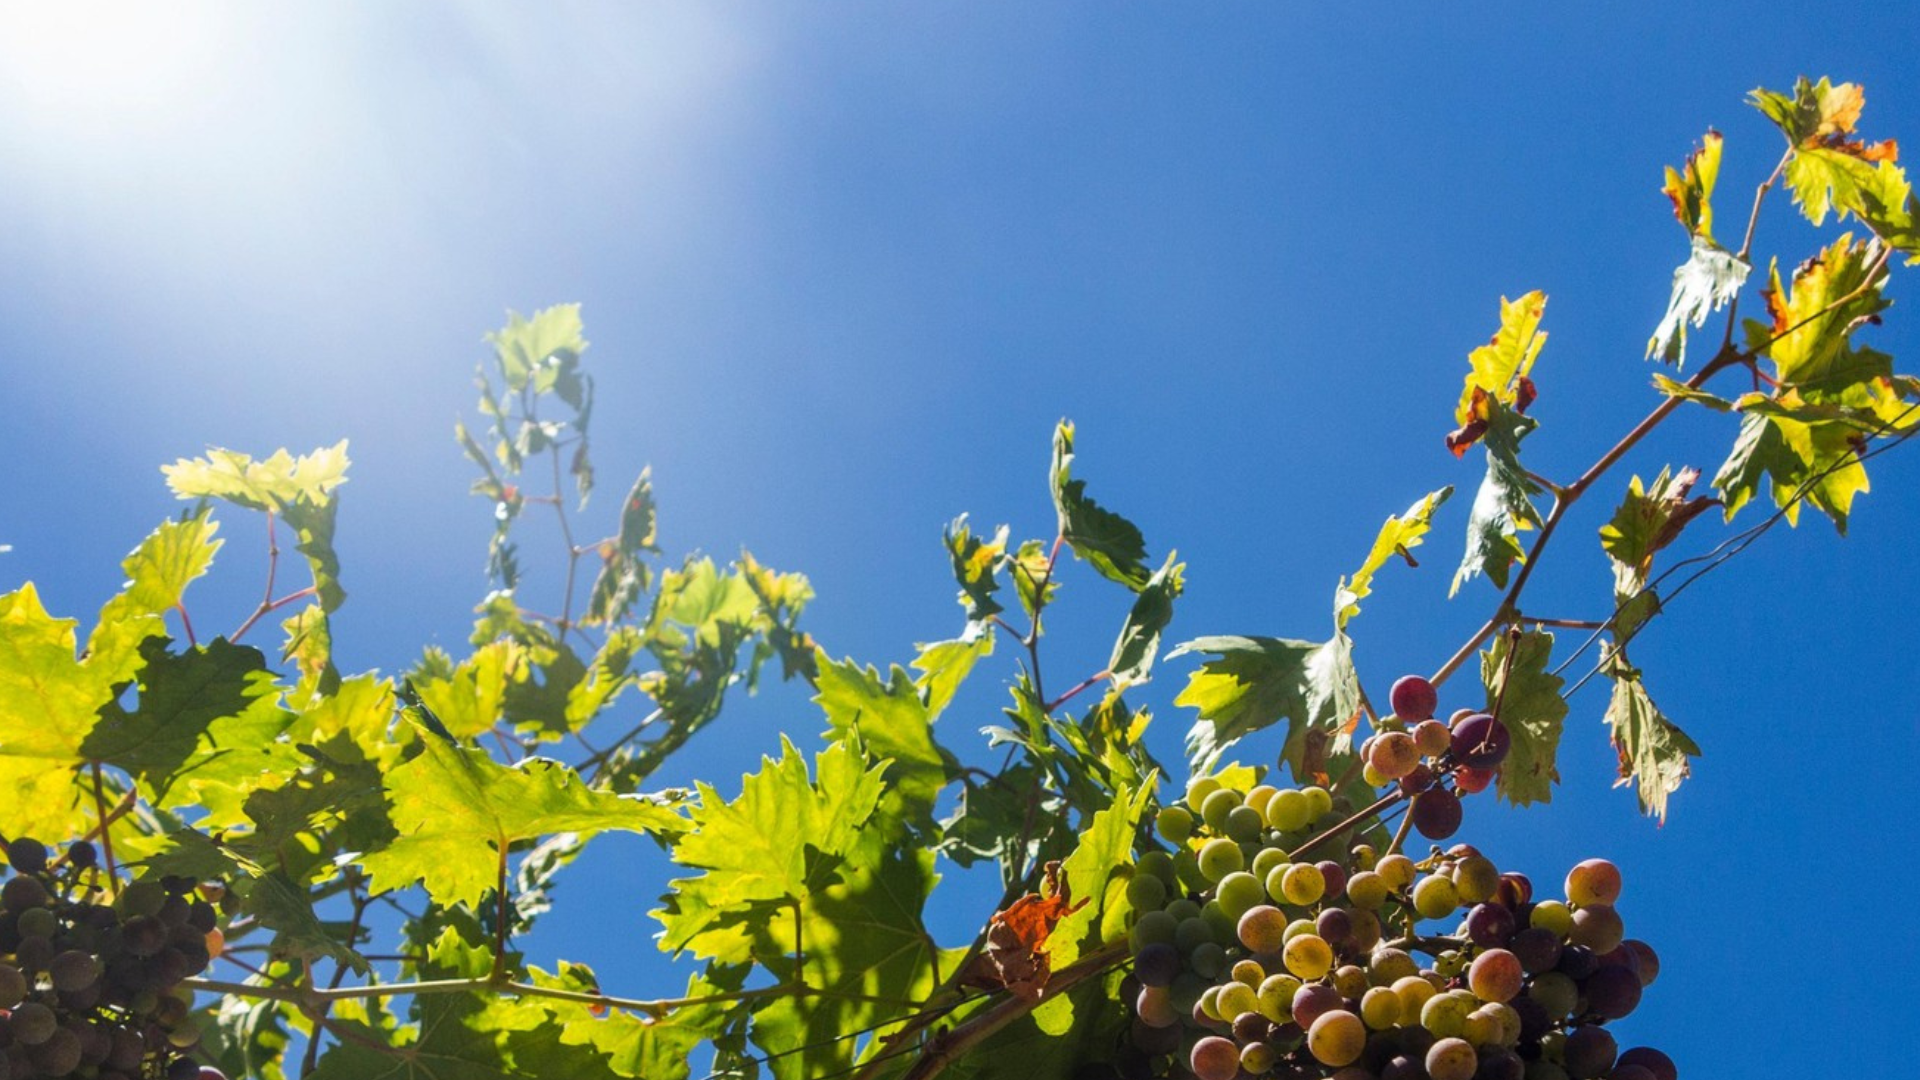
1038, 781, 1153, 1035
204, 988, 294, 1080
748, 844, 958, 1080
1335, 487, 1452, 631
163, 442, 350, 613
1480, 629, 1567, 806
1660, 130, 1725, 244
1712, 406, 1871, 533
518, 963, 744, 1080
938, 760, 1049, 870
654, 737, 888, 961
583, 469, 659, 627
1446, 291, 1546, 455
1050, 420, 1153, 591
1599, 468, 1718, 649
911, 627, 994, 720
1651, 373, 1735, 411
1451, 404, 1542, 596
488, 304, 589, 403
1750, 235, 1891, 388
1172, 633, 1359, 782
1601, 658, 1701, 824
814, 652, 952, 824
0, 584, 130, 839
942, 515, 1008, 623
89, 512, 222, 678
562, 626, 646, 732
940, 970, 1130, 1080
81, 637, 295, 808
357, 734, 686, 908
412, 641, 526, 740
1107, 553, 1185, 692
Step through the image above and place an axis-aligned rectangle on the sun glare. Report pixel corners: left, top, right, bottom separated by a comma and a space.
0, 2, 226, 129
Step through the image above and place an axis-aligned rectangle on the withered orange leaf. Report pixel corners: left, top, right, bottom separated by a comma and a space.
960, 861, 1088, 1001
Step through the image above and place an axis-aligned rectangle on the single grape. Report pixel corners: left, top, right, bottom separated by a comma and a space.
1186, 776, 1223, 812
6, 836, 49, 874
1133, 941, 1181, 988
1582, 964, 1642, 1020
1450, 713, 1511, 768
1390, 675, 1439, 721
1293, 982, 1344, 1028
0, 961, 27, 1009
1561, 1025, 1617, 1079
1190, 1035, 1242, 1080
1217, 980, 1261, 1021
1129, 909, 1178, 951
1412, 718, 1452, 757
1614, 1047, 1677, 1080
1476, 1047, 1526, 1080
1564, 859, 1621, 907
1265, 788, 1313, 832
2, 874, 49, 912
1621, 939, 1660, 985
1156, 805, 1195, 843
1368, 946, 1418, 985
1283, 933, 1334, 980
1197, 838, 1244, 883
1124, 872, 1166, 914
1412, 874, 1461, 919
1421, 991, 1473, 1039
12, 1000, 58, 1044
1509, 926, 1562, 973
1465, 902, 1516, 948
18, 905, 58, 939
1567, 904, 1624, 953
1426, 1036, 1478, 1080
1496, 872, 1533, 908
1202, 788, 1244, 834
1375, 853, 1416, 891
1528, 900, 1573, 938
1392, 973, 1437, 1018
1360, 985, 1401, 1029
1452, 855, 1500, 904
1217, 871, 1266, 920
1555, 943, 1599, 981
1239, 905, 1289, 953
1467, 949, 1522, 1003
1257, 972, 1303, 1022
1369, 731, 1422, 780
1346, 871, 1389, 910
50, 949, 103, 993
1309, 1009, 1368, 1067
1454, 765, 1496, 794
1240, 1041, 1277, 1074
1316, 906, 1353, 947
1189, 941, 1227, 978
1398, 763, 1437, 794
1411, 789, 1463, 840
1346, 906, 1383, 951
1230, 958, 1266, 988
1281, 863, 1326, 906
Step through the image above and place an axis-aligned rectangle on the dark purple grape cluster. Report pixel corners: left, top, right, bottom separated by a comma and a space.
1110, 676, 1677, 1079
0, 836, 231, 1080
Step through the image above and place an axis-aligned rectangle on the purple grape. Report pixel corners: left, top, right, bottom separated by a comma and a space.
1509, 926, 1563, 973
1556, 944, 1599, 980
1465, 902, 1515, 947
1615, 1047, 1677, 1080
1611, 1067, 1658, 1080
1410, 789, 1463, 840
1562, 1025, 1617, 1079
1450, 713, 1511, 768
1391, 675, 1439, 721
1582, 964, 1643, 1019
1317, 907, 1354, 947
1133, 943, 1180, 988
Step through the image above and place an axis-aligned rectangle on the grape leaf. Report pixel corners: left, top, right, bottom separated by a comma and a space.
163, 442, 350, 614
911, 627, 994, 720
357, 734, 686, 908
1335, 486, 1452, 630
412, 641, 526, 740
89, 511, 222, 678
1480, 629, 1567, 806
1446, 291, 1546, 455
82, 637, 295, 808
1035, 782, 1153, 1034
1598, 468, 1718, 648
1602, 658, 1700, 824
1172, 633, 1359, 781
1713, 406, 1872, 533
1651, 373, 1735, 411
814, 652, 952, 825
1107, 553, 1185, 692
583, 469, 659, 626
1010, 537, 1058, 619
1650, 237, 1750, 368
943, 515, 1008, 623
517, 962, 743, 1080
653, 737, 887, 961
1050, 420, 1153, 591
1662, 130, 1725, 243
0, 584, 132, 839
1451, 404, 1542, 596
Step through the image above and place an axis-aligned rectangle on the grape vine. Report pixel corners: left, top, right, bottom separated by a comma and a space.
0, 76, 1914, 1080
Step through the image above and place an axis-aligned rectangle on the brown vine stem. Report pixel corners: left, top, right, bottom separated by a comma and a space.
1288, 788, 1406, 862
900, 941, 1128, 1080
1721, 147, 1795, 348
232, 510, 280, 644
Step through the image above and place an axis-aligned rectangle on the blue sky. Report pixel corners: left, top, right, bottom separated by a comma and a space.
3, 4, 1917, 1076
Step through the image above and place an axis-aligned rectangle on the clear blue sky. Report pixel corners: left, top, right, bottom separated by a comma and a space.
3, 5, 1917, 1077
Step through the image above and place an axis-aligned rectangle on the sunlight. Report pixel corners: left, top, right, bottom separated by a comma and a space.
0, 2, 228, 129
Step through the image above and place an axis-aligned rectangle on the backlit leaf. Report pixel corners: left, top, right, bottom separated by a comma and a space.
1480, 629, 1567, 807
814, 652, 951, 824
1051, 420, 1153, 591
583, 469, 659, 626
1335, 487, 1451, 630
911, 628, 994, 720
1107, 553, 1185, 692
1602, 658, 1700, 824
1451, 404, 1541, 596
942, 515, 1007, 623
1172, 633, 1359, 781
1648, 237, 1749, 367
1447, 291, 1546, 454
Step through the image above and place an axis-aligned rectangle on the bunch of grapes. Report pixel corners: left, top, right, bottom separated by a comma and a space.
1114, 676, 1676, 1080
0, 836, 229, 1080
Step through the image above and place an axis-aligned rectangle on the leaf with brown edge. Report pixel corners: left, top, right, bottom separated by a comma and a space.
1661, 130, 1724, 243
1447, 292, 1546, 455
962, 861, 1089, 1002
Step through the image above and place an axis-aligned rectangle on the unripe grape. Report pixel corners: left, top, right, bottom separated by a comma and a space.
1413, 718, 1452, 756
1390, 675, 1439, 721
1369, 731, 1421, 780
1130, 909, 1178, 950
1283, 933, 1334, 979
1392, 973, 1437, 1017
1368, 946, 1418, 985
13, 1000, 58, 1044
2, 874, 48, 912
1240, 1041, 1277, 1075
1217, 980, 1260, 1021
50, 949, 103, 992
1360, 985, 1401, 1029
1526, 971, 1579, 1020
1189, 941, 1227, 978
1426, 1036, 1478, 1080
1201, 788, 1244, 833
1564, 859, 1622, 907
1216, 872, 1265, 920
1568, 904, 1624, 953
18, 905, 58, 939
1197, 839, 1243, 882
1265, 789, 1312, 832
1375, 854, 1416, 891
1529, 900, 1573, 938
1185, 776, 1223, 812
1308, 1009, 1368, 1067
1224, 804, 1265, 843
1155, 805, 1194, 843
1257, 972, 1302, 1022
1280, 863, 1326, 906
1124, 872, 1166, 913
1421, 991, 1473, 1038
1346, 871, 1389, 910
1347, 906, 1383, 951
1239, 905, 1288, 953
1412, 875, 1460, 919
1452, 855, 1500, 904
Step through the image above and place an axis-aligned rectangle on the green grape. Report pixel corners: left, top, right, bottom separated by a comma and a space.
1199, 984, 1226, 1021
1250, 846, 1289, 882
1346, 870, 1389, 910
1283, 917, 1317, 942
1527, 971, 1579, 1018
1202, 788, 1244, 833
1282, 933, 1333, 980
1434, 949, 1467, 978
1225, 804, 1266, 843
1421, 991, 1474, 1038
1452, 855, 1500, 904
1217, 980, 1260, 1020
1165, 898, 1202, 922
1375, 853, 1416, 891
1170, 972, 1210, 1013
1307, 1009, 1367, 1067
1530, 900, 1573, 938
1412, 875, 1460, 919
1126, 872, 1167, 913
1216, 872, 1265, 920
1191, 941, 1227, 978
1392, 974, 1437, 1018
1265, 789, 1312, 832
1257, 973, 1302, 1022
1130, 910, 1179, 950
1350, 843, 1378, 871
1136, 850, 1177, 886
1281, 863, 1326, 906
1174, 917, 1214, 954
1367, 947, 1418, 985
1230, 958, 1266, 987
1463, 1007, 1503, 1048
1301, 785, 1333, 819
117, 879, 168, 919
1157, 806, 1196, 843
1200, 900, 1238, 944
1174, 851, 1208, 892
1186, 776, 1223, 812
1244, 784, 1279, 816
1360, 985, 1402, 1029
1197, 838, 1244, 882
